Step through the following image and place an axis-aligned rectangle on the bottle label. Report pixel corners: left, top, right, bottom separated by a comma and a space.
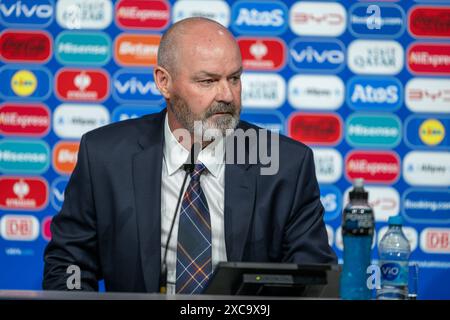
342, 207, 374, 236
380, 261, 408, 286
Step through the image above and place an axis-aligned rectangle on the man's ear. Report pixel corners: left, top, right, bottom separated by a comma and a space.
154, 66, 172, 99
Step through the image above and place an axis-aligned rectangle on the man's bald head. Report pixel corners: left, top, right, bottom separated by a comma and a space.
157, 17, 240, 76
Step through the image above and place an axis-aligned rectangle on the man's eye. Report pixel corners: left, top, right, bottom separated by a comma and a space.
200, 79, 214, 84
230, 76, 241, 84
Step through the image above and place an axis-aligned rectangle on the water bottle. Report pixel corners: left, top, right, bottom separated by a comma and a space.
377, 215, 411, 300
340, 178, 375, 300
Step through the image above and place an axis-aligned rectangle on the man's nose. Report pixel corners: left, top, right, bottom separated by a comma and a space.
216, 79, 234, 103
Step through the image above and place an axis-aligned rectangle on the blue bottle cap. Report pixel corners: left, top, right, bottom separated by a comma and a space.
388, 215, 403, 226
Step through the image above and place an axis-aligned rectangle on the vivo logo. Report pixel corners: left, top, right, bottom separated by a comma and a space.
0, 0, 53, 27
112, 70, 163, 104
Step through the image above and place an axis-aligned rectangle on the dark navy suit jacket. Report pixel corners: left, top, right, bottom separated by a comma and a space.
43, 109, 336, 292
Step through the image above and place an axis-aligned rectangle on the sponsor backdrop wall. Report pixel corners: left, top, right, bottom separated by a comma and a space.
0, 0, 449, 298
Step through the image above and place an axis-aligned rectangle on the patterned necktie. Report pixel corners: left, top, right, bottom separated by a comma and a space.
176, 162, 212, 294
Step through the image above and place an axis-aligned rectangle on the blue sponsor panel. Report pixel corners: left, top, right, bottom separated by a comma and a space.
347, 76, 403, 111
403, 189, 450, 224
50, 177, 69, 211
240, 110, 285, 134
112, 70, 164, 105
288, 39, 345, 74
0, 0, 54, 28
231, 0, 288, 35
112, 105, 163, 123
319, 185, 342, 222
348, 3, 406, 38
0, 66, 52, 100
405, 115, 450, 150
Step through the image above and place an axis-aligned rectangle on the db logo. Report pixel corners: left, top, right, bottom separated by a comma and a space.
42, 216, 53, 241
345, 151, 400, 184
0, 215, 39, 241
409, 6, 450, 38
55, 69, 110, 102
114, 33, 160, 66
420, 228, 450, 253
0, 103, 51, 137
53, 141, 79, 175
238, 37, 286, 71
115, 0, 170, 30
0, 176, 48, 211
407, 43, 450, 75
288, 113, 342, 146
0, 30, 52, 63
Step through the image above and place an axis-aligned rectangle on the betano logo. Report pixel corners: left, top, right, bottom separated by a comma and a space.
0, 139, 50, 174
0, 103, 50, 137
0, 30, 52, 63
0, 176, 48, 211
11, 70, 37, 97
405, 115, 449, 149
238, 37, 286, 71
114, 33, 160, 66
288, 112, 342, 146
403, 189, 450, 225
405, 78, 450, 113
345, 151, 400, 184
115, 0, 170, 30
407, 43, 450, 75
112, 70, 163, 104
56, 0, 112, 29
409, 6, 450, 38
241, 73, 286, 109
0, 0, 53, 27
0, 215, 40, 241
0, 66, 51, 100
172, 0, 230, 27
52, 141, 79, 175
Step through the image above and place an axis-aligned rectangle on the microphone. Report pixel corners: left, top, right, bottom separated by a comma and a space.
159, 142, 202, 294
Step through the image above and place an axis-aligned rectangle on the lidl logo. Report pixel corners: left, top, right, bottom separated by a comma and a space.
409, 6, 450, 38
405, 78, 450, 113
347, 76, 403, 111
289, 113, 342, 146
312, 148, 343, 184
0, 0, 54, 27
56, 0, 113, 30
112, 70, 163, 104
115, 0, 170, 30
240, 110, 285, 134
403, 151, 450, 187
349, 3, 405, 38
52, 141, 79, 175
55, 68, 109, 102
0, 215, 39, 241
114, 33, 160, 66
50, 177, 68, 211
0, 103, 50, 137
405, 115, 449, 149
0, 139, 50, 174
346, 113, 402, 148
403, 189, 450, 224
320, 185, 342, 221
241, 73, 286, 109
345, 151, 400, 184
289, 39, 345, 73
173, 0, 230, 27
112, 105, 162, 122
231, 1, 288, 35
238, 37, 286, 71
0, 176, 48, 211
0, 30, 52, 63
408, 43, 450, 75
55, 31, 111, 66
0, 66, 51, 100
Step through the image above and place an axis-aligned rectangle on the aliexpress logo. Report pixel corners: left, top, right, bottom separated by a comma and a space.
0, 103, 50, 137
0, 30, 52, 63
52, 141, 79, 175
114, 33, 160, 66
288, 113, 342, 146
407, 43, 450, 75
115, 0, 170, 30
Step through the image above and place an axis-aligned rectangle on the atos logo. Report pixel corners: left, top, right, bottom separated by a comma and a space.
347, 76, 403, 111
0, 215, 40, 241
312, 148, 343, 184
42, 216, 52, 241
403, 189, 450, 225
56, 0, 113, 30
55, 31, 111, 66
0, 0, 53, 27
345, 151, 400, 184
403, 151, 450, 187
405, 78, 450, 113
112, 106, 162, 123
320, 185, 342, 222
0, 176, 48, 211
50, 177, 69, 211
349, 3, 405, 38
0, 139, 50, 174
115, 0, 170, 31
289, 113, 342, 146
240, 110, 285, 134
289, 39, 345, 73
0, 30, 52, 63
173, 0, 230, 27
346, 113, 402, 148
113, 70, 163, 104
405, 116, 449, 149
55, 68, 110, 102
420, 228, 450, 254
238, 37, 286, 71
114, 33, 160, 66
0, 103, 51, 137
408, 43, 450, 75
0, 66, 51, 100
231, 1, 288, 35
52, 141, 79, 175
409, 6, 450, 38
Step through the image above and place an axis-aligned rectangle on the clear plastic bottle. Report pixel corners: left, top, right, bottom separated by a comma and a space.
377, 215, 411, 300
340, 178, 375, 300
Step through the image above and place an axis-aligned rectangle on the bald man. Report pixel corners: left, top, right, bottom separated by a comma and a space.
43, 18, 336, 294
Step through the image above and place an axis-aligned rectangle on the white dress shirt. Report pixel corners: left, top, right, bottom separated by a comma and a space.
160, 115, 228, 294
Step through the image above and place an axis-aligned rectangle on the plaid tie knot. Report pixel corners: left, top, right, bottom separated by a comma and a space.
190, 163, 206, 181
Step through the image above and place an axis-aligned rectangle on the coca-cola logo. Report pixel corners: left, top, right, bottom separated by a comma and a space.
0, 30, 52, 62
288, 113, 342, 146
409, 6, 450, 38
